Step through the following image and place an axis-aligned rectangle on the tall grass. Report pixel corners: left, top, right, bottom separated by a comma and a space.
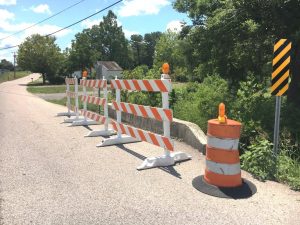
0, 71, 30, 83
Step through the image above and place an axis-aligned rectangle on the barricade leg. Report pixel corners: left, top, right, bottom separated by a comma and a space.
64, 78, 84, 123
84, 79, 115, 136
71, 77, 99, 126
137, 74, 191, 170
97, 79, 138, 146
57, 80, 76, 117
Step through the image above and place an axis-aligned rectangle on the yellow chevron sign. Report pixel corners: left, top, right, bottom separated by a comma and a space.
271, 39, 292, 96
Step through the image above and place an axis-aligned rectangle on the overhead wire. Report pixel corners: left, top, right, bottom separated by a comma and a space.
0, 0, 123, 51
0, 0, 87, 41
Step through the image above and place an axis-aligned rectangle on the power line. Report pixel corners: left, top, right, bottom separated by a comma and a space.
45, 0, 123, 37
0, 0, 87, 42
0, 0, 123, 51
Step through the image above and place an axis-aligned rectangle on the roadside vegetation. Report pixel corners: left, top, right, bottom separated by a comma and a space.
0, 71, 30, 83
14, 1, 299, 190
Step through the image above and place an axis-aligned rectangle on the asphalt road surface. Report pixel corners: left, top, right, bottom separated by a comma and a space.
0, 74, 299, 225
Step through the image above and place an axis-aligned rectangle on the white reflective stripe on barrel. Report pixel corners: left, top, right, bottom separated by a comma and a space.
206, 160, 241, 175
207, 135, 239, 150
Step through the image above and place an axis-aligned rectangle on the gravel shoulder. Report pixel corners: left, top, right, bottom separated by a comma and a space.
0, 74, 299, 225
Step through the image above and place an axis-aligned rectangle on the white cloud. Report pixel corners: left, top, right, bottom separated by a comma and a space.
123, 29, 139, 39
0, 9, 15, 22
81, 19, 102, 29
118, 0, 170, 17
0, 0, 16, 6
166, 20, 183, 33
30, 4, 51, 14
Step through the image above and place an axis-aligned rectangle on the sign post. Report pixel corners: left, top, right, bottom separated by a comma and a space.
271, 39, 292, 156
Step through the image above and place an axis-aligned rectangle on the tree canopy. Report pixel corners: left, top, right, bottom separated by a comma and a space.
0, 59, 14, 71
173, 0, 300, 104
17, 34, 63, 84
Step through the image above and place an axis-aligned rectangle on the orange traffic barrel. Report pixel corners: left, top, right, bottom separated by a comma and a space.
193, 103, 256, 199
205, 118, 242, 187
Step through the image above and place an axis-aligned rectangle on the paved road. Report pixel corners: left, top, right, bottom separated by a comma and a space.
0, 74, 299, 225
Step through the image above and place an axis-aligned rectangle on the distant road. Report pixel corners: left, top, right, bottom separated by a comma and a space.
0, 74, 299, 225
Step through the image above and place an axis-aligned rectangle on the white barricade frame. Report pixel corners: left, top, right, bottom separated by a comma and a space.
62, 78, 84, 123
70, 77, 99, 127
57, 77, 77, 117
99, 75, 191, 170
72, 78, 115, 137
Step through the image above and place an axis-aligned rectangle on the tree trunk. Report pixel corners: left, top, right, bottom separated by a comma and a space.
42, 73, 46, 85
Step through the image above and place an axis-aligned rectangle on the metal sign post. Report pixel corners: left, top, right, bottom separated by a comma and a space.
273, 96, 281, 155
271, 39, 292, 156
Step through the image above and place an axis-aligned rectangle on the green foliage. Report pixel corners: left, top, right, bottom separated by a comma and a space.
277, 150, 300, 191
240, 138, 276, 181
122, 65, 149, 80
17, 34, 63, 84
173, 75, 229, 132
229, 76, 274, 149
27, 85, 72, 94
153, 31, 186, 73
67, 10, 131, 72
0, 71, 30, 83
0, 59, 14, 71
241, 135, 300, 190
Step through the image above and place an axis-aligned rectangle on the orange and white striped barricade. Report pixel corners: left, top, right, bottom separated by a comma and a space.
70, 77, 99, 127
56, 77, 77, 117
193, 103, 256, 199
99, 74, 191, 170
63, 78, 84, 123
73, 78, 115, 137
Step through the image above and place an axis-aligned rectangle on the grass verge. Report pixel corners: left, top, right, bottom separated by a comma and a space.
0, 71, 30, 83
27, 85, 73, 94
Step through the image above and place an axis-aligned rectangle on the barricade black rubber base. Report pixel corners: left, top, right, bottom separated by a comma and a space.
192, 175, 257, 199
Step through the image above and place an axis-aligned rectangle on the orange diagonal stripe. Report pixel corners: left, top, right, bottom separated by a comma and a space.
271, 70, 289, 92
277, 84, 289, 96
274, 39, 287, 52
272, 56, 290, 79
273, 42, 291, 66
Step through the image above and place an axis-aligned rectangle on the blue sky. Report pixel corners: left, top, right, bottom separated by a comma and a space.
0, 0, 190, 63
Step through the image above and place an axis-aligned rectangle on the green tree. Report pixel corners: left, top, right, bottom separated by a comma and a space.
153, 31, 186, 74
90, 10, 131, 69
0, 59, 14, 71
130, 34, 144, 67
143, 32, 162, 68
68, 29, 99, 72
17, 34, 63, 84
173, 0, 300, 104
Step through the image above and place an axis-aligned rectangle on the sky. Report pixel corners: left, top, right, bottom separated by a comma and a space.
0, 0, 191, 63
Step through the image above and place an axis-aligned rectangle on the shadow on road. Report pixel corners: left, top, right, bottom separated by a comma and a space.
116, 144, 183, 179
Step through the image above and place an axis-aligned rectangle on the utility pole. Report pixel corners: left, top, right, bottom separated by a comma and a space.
13, 52, 16, 79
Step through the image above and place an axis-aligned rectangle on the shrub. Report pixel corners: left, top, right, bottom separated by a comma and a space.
276, 130, 300, 190
48, 75, 65, 84
240, 138, 276, 181
173, 75, 229, 132
229, 76, 274, 148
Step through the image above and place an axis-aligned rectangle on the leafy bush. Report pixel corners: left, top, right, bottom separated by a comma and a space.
229, 76, 274, 149
240, 138, 276, 181
241, 134, 300, 190
173, 67, 188, 82
277, 152, 300, 191
276, 130, 300, 190
173, 75, 229, 132
48, 75, 65, 84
